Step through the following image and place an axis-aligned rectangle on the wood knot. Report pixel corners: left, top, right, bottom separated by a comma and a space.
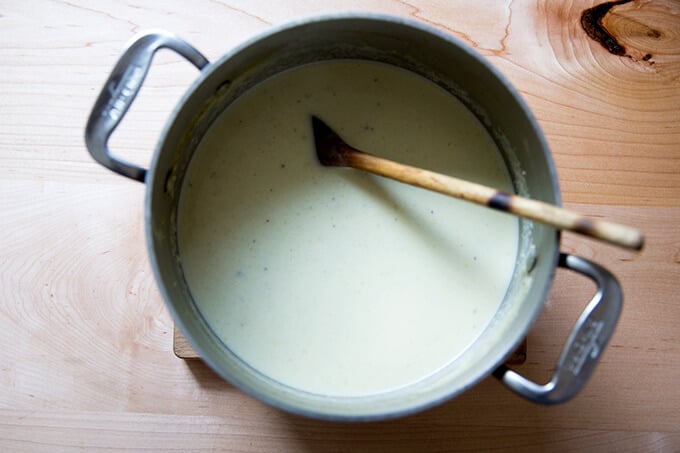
581, 0, 680, 69
581, 0, 631, 57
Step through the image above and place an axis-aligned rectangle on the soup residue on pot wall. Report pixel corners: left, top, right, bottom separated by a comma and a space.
177, 60, 519, 397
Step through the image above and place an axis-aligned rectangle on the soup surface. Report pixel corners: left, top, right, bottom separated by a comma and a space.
177, 60, 518, 396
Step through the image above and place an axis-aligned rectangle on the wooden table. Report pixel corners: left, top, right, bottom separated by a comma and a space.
2, 1, 678, 450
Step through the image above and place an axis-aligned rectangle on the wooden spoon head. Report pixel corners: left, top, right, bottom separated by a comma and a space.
311, 115, 351, 167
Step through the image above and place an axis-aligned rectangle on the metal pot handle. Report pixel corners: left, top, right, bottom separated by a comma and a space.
494, 253, 622, 404
85, 30, 209, 182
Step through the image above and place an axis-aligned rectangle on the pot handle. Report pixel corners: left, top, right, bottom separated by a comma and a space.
494, 253, 622, 404
85, 30, 209, 182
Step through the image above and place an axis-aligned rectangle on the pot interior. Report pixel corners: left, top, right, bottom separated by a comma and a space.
147, 15, 560, 420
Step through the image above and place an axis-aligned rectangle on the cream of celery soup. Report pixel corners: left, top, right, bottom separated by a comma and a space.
177, 60, 518, 397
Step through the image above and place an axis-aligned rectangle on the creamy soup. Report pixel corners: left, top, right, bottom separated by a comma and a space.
177, 60, 518, 397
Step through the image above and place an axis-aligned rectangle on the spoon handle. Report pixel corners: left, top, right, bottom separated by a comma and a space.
345, 148, 644, 251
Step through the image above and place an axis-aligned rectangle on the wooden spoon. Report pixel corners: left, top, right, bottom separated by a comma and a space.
311, 116, 644, 251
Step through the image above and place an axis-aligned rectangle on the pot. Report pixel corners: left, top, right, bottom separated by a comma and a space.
85, 14, 622, 421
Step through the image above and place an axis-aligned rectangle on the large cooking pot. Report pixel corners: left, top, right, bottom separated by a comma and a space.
85, 14, 622, 420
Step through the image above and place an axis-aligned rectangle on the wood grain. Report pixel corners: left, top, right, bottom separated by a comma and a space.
1, 0, 679, 451
2, 410, 679, 452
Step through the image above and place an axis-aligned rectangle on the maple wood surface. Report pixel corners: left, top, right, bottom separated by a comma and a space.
1, 1, 679, 451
